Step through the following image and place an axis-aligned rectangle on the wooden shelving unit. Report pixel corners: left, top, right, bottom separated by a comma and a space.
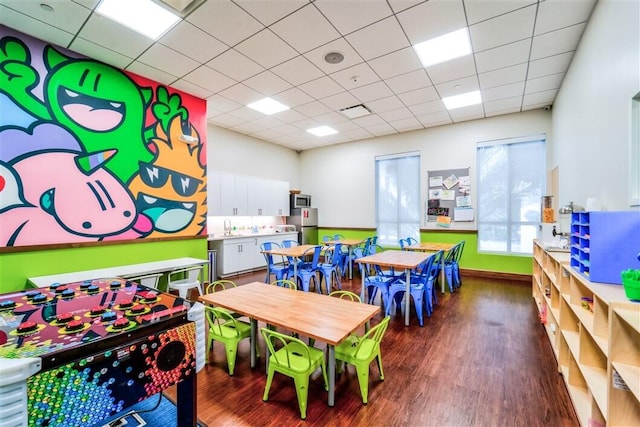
532, 240, 639, 426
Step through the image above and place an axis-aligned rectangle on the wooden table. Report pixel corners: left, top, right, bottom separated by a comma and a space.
404, 242, 456, 293
356, 250, 432, 326
199, 282, 379, 406
28, 257, 209, 288
260, 244, 318, 282
325, 238, 366, 279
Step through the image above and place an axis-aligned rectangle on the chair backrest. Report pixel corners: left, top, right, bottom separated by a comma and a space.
445, 241, 464, 263
282, 239, 299, 248
301, 245, 322, 270
426, 250, 444, 282
206, 279, 237, 294
406, 237, 418, 246
414, 252, 437, 278
322, 235, 333, 243
205, 306, 242, 337
169, 265, 202, 283
261, 241, 283, 265
333, 234, 345, 240
350, 316, 390, 359
368, 244, 384, 255
398, 238, 408, 250
260, 328, 313, 370
271, 279, 297, 290
323, 243, 344, 266
454, 241, 465, 263
126, 273, 162, 289
329, 290, 361, 302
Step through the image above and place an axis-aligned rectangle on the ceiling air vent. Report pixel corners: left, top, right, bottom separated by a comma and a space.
157, 0, 205, 16
340, 104, 372, 119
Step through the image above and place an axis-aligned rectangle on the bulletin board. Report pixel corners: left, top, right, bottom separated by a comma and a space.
426, 167, 473, 227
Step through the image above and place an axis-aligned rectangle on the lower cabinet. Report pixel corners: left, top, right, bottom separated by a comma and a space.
210, 232, 298, 278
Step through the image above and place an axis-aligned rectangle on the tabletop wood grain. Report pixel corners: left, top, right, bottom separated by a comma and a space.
260, 244, 319, 258
355, 249, 432, 269
404, 242, 455, 252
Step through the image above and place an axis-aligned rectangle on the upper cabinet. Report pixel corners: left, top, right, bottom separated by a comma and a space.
209, 172, 290, 217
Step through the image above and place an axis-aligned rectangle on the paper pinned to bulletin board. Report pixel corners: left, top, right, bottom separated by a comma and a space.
427, 167, 473, 225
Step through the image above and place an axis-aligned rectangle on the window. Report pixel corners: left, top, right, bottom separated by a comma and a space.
477, 135, 546, 255
376, 152, 420, 246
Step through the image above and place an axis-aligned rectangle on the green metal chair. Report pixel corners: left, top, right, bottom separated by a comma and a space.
329, 290, 361, 302
335, 316, 390, 404
260, 328, 328, 420
271, 279, 297, 290
204, 306, 252, 375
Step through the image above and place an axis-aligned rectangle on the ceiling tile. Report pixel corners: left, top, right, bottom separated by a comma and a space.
232, 121, 265, 134
474, 39, 531, 73
426, 55, 477, 85
206, 94, 243, 114
170, 79, 213, 99
343, 126, 374, 140
469, 5, 536, 52
434, 75, 479, 98
272, 87, 315, 108
207, 114, 245, 128
417, 110, 453, 127
409, 100, 447, 116
186, 0, 264, 46
183, 65, 237, 93
294, 101, 332, 117
228, 106, 266, 122
160, 21, 228, 64
398, 86, 440, 106
367, 95, 406, 113
345, 16, 409, 61
330, 62, 379, 90
350, 81, 394, 103
530, 23, 586, 60
389, 116, 423, 132
137, 43, 200, 77
206, 48, 264, 81
298, 76, 345, 99
1, 0, 91, 34
77, 13, 153, 58
270, 3, 340, 53
70, 37, 132, 69
219, 83, 265, 106
303, 37, 364, 73
314, 0, 393, 35
387, 0, 424, 14
253, 115, 286, 129
464, 0, 536, 25
315, 111, 350, 126
368, 122, 398, 136
522, 89, 557, 107
273, 108, 307, 123
535, 0, 596, 35
483, 95, 523, 114
0, 8, 74, 48
527, 51, 573, 79
384, 69, 432, 94
242, 70, 292, 96
396, 0, 467, 44
525, 72, 564, 94
378, 107, 415, 122
319, 91, 360, 111
479, 63, 527, 89
126, 61, 177, 85
352, 113, 386, 127
481, 81, 525, 102
367, 47, 423, 79
234, 29, 299, 69
271, 55, 325, 86
235, 0, 308, 27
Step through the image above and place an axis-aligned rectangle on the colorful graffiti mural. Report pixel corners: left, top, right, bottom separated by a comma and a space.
0, 26, 207, 247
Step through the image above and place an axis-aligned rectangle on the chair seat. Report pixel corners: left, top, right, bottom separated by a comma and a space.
269, 341, 325, 374
335, 337, 376, 362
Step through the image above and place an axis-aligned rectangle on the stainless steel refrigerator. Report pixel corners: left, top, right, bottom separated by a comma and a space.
286, 208, 318, 245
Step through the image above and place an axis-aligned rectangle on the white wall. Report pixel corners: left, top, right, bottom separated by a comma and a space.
299, 109, 551, 228
206, 124, 299, 185
552, 0, 640, 211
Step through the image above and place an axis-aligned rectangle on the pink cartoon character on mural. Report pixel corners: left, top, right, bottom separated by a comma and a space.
0, 125, 152, 246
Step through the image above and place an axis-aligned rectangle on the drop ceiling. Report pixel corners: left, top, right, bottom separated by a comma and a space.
0, 0, 597, 151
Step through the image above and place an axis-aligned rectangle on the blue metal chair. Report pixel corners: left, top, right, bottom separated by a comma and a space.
359, 256, 396, 313
444, 241, 465, 292
260, 241, 289, 283
318, 243, 343, 294
292, 245, 322, 292
386, 253, 437, 326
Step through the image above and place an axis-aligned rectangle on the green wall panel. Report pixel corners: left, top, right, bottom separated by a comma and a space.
0, 239, 208, 293
318, 229, 533, 276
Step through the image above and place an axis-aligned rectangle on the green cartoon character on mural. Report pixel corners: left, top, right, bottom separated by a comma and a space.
0, 36, 180, 183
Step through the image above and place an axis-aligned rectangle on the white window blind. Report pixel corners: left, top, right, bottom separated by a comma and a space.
477, 135, 546, 255
375, 152, 420, 246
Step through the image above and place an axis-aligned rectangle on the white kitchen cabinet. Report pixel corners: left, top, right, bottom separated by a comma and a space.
208, 172, 290, 217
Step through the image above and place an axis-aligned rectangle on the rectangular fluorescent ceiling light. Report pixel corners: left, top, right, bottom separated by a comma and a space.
96, 0, 180, 40
413, 28, 471, 67
247, 97, 290, 115
307, 126, 338, 137
340, 104, 371, 119
442, 90, 482, 110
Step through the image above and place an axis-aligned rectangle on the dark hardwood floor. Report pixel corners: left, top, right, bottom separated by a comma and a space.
166, 271, 578, 427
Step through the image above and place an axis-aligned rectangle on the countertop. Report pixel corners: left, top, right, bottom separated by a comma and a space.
207, 231, 297, 241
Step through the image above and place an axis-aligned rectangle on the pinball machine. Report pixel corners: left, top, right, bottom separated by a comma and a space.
0, 277, 205, 427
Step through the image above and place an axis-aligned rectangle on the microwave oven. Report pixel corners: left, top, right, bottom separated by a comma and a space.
290, 193, 311, 208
